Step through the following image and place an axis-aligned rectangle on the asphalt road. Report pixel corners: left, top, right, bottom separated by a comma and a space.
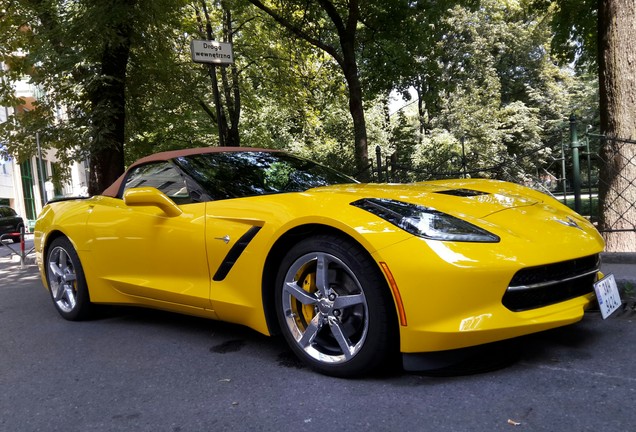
1, 264, 634, 432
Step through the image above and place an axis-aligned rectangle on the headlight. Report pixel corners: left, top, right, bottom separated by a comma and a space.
351, 198, 500, 243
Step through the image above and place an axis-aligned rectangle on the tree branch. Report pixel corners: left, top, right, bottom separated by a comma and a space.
245, 0, 344, 65
197, 98, 217, 122
315, 0, 346, 35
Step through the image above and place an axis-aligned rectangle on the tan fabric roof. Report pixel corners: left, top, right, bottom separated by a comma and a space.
101, 146, 277, 197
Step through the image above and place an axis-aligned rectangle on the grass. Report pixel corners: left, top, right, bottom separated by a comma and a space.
559, 194, 599, 217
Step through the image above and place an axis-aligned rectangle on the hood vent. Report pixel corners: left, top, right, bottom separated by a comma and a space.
435, 189, 489, 197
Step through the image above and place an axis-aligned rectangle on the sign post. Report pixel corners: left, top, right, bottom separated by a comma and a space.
191, 40, 234, 146
190, 40, 234, 65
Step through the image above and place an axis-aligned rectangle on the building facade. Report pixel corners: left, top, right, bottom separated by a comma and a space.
1, 62, 89, 231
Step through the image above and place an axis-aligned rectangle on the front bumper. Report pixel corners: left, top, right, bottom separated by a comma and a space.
372, 235, 602, 353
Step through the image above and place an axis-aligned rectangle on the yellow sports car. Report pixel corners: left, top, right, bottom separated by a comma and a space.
35, 147, 605, 377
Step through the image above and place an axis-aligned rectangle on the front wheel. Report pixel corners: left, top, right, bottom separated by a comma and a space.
45, 237, 93, 321
275, 235, 397, 377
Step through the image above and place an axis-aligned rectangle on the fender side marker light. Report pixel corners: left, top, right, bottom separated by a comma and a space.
379, 262, 407, 326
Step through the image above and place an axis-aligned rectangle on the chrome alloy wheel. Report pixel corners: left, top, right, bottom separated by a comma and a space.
281, 252, 369, 364
47, 245, 79, 313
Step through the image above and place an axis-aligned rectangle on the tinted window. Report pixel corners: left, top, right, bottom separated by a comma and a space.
175, 152, 356, 200
0, 207, 16, 217
123, 162, 192, 204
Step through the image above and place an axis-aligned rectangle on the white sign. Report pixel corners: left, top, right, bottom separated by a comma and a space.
190, 40, 234, 65
594, 273, 622, 319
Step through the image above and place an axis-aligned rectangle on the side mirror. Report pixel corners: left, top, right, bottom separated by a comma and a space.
123, 187, 183, 217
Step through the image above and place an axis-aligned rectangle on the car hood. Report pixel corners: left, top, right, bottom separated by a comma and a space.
308, 179, 542, 219
303, 178, 602, 253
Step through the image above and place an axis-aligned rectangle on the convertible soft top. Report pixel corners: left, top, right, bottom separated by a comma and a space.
101, 146, 277, 198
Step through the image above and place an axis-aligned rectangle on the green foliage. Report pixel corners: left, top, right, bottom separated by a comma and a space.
0, 0, 193, 184
0, 0, 599, 189
382, 0, 598, 185
533, 0, 598, 71
125, 2, 217, 163
412, 129, 464, 178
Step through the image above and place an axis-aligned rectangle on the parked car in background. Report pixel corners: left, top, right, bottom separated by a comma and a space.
0, 205, 24, 243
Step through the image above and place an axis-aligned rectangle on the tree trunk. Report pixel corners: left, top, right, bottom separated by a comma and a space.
415, 81, 425, 141
598, 0, 636, 252
342, 48, 369, 178
245, 0, 369, 178
30, 0, 131, 195
220, 7, 241, 147
197, 1, 238, 146
336, 6, 368, 179
87, 3, 134, 195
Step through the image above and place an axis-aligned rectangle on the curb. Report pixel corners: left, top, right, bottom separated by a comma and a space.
601, 252, 636, 264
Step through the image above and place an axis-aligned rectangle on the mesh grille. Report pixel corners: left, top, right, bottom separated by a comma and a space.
502, 255, 600, 311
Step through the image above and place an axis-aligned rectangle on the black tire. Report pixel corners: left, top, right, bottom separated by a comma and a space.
45, 236, 93, 321
275, 234, 397, 377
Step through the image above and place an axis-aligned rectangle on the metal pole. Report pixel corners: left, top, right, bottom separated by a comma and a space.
560, 140, 567, 203
460, 136, 467, 178
569, 114, 582, 213
200, 0, 226, 148
36, 132, 47, 204
20, 225, 25, 269
375, 146, 382, 183
208, 64, 225, 146
584, 134, 593, 215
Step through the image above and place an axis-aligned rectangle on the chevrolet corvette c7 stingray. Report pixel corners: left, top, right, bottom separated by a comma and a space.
34, 147, 605, 376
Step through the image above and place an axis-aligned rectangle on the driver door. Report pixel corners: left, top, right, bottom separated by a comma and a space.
85, 161, 211, 308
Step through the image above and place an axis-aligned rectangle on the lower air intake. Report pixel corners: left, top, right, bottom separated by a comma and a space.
502, 254, 600, 311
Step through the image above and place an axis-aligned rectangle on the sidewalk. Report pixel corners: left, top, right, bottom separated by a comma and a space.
0, 234, 36, 272
0, 251, 38, 285
0, 253, 37, 267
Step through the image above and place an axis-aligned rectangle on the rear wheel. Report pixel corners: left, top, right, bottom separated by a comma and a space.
275, 235, 397, 377
45, 237, 93, 320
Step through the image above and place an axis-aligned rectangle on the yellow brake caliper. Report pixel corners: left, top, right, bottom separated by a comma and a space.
300, 272, 317, 326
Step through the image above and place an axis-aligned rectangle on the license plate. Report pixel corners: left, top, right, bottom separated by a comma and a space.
594, 274, 622, 319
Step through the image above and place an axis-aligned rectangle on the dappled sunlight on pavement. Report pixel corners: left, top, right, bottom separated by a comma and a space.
0, 259, 40, 286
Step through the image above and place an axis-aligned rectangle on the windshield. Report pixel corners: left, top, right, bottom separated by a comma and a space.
175, 151, 356, 200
